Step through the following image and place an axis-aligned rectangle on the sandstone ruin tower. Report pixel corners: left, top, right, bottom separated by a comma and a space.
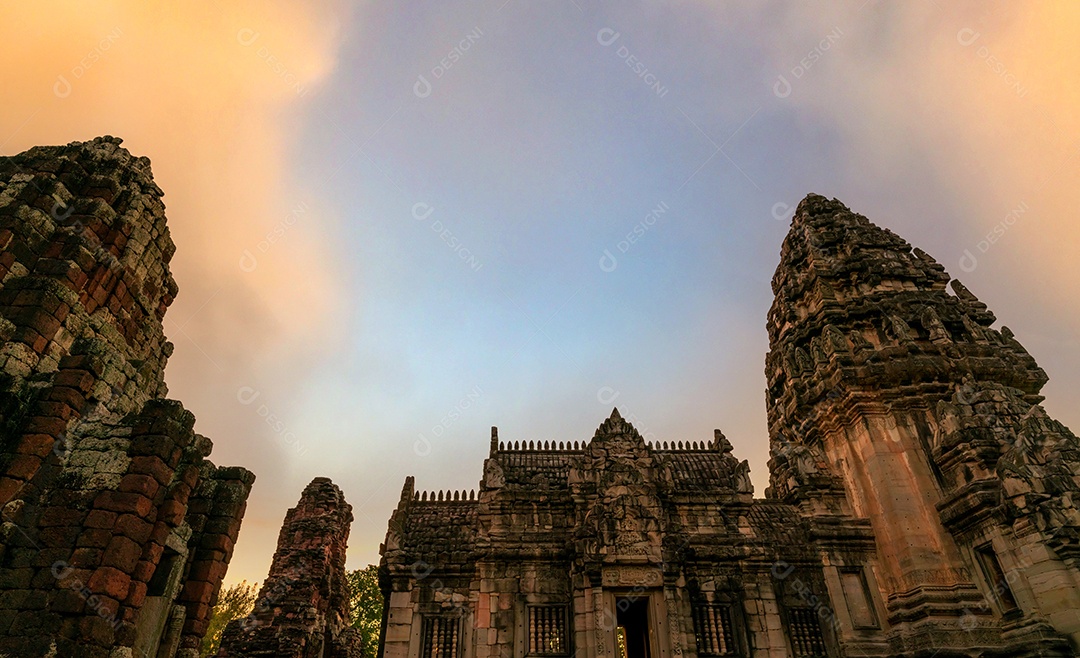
0, 137, 254, 658
218, 477, 361, 658
766, 194, 1080, 655
380, 195, 1080, 658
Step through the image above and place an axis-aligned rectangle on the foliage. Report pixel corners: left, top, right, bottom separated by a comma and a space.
348, 564, 384, 657
200, 580, 259, 657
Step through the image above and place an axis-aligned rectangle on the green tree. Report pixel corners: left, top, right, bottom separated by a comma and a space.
348, 564, 384, 657
200, 580, 260, 657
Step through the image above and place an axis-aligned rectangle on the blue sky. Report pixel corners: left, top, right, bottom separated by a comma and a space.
268, 0, 1080, 573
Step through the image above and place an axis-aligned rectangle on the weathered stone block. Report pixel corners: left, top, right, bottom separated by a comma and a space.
87, 567, 130, 601
95, 492, 153, 518
101, 536, 141, 572
113, 513, 153, 543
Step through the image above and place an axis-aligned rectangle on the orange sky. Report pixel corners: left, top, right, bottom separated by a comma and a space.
1, 1, 351, 584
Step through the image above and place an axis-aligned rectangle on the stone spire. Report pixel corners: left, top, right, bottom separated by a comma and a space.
766, 195, 1048, 494
765, 194, 1079, 654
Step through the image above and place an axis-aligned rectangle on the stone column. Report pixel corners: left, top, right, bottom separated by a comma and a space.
217, 477, 361, 658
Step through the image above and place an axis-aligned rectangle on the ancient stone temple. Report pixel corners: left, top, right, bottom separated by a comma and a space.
218, 477, 361, 658
379, 195, 1080, 658
0, 137, 254, 658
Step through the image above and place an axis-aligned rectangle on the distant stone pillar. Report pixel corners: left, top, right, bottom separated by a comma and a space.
218, 477, 361, 658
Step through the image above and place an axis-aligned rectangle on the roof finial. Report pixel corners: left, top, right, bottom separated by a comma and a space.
714, 429, 733, 454
400, 476, 415, 503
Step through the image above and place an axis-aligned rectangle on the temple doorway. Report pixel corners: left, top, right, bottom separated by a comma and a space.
615, 597, 651, 658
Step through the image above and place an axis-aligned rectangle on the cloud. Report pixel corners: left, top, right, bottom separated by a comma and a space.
0, 0, 349, 584
756, 2, 1080, 304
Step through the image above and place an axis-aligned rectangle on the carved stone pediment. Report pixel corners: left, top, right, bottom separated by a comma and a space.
586, 407, 649, 458
572, 409, 665, 563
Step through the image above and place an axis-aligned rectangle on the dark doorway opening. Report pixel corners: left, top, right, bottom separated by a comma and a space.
615, 597, 651, 658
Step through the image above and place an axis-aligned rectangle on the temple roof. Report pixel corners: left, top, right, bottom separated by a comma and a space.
381, 413, 760, 564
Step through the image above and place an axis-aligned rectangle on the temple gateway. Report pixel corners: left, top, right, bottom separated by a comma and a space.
378, 195, 1080, 658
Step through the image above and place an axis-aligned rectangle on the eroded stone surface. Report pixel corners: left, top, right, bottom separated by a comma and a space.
0, 137, 254, 658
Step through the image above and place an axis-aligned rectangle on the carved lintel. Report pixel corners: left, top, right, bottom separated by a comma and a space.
601, 566, 663, 589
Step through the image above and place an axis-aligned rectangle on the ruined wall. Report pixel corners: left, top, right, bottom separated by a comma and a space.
0, 137, 254, 658
218, 477, 360, 658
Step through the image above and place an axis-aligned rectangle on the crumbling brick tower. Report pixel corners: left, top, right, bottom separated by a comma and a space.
217, 477, 361, 658
0, 137, 255, 658
766, 194, 1080, 655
